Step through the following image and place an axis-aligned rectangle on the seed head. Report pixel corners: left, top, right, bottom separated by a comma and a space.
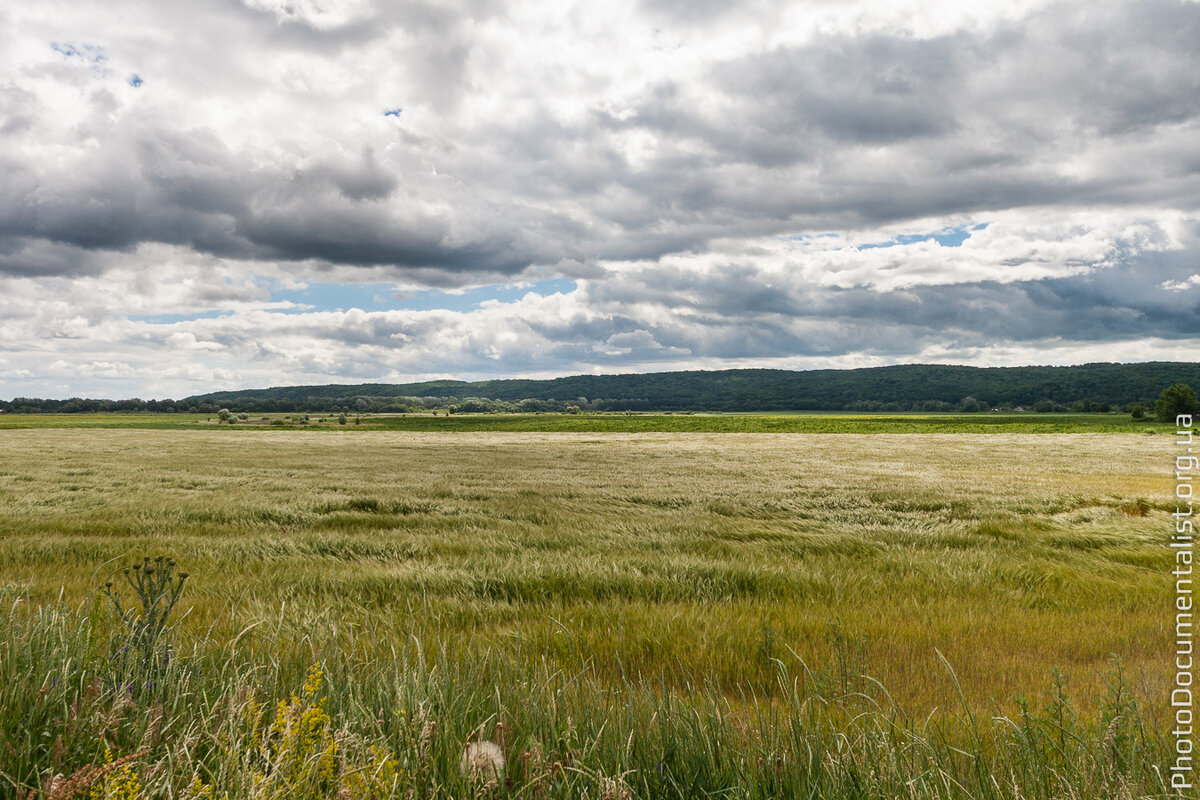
461, 740, 505, 784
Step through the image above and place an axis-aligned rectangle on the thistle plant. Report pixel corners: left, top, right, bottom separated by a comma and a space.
102, 556, 189, 678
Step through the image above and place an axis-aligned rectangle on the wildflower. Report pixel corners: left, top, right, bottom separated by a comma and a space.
601, 774, 633, 800
460, 740, 505, 785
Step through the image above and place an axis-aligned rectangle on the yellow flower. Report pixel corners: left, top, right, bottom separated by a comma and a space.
302, 664, 324, 700
89, 761, 142, 800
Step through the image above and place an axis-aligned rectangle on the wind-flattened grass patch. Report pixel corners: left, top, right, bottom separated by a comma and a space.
972, 517, 1052, 544
463, 561, 803, 604
1117, 497, 1151, 517
1043, 530, 1128, 552
868, 490, 975, 518
313, 497, 440, 515
218, 533, 431, 563
1102, 546, 1168, 570
308, 497, 464, 533
625, 494, 693, 509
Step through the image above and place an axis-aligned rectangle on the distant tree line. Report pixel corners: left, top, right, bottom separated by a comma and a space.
2, 397, 193, 414
0, 394, 644, 415
4, 362, 1199, 415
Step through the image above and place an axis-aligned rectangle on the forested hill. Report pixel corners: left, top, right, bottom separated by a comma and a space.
181, 362, 1200, 413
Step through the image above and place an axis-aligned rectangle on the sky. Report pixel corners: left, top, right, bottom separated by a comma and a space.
1, 0, 1198, 399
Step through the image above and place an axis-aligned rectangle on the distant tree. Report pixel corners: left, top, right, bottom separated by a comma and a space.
338, 412, 348, 425
455, 398, 493, 413
1072, 399, 1111, 413
1130, 405, 1145, 419
958, 396, 987, 413
217, 408, 231, 422
1155, 383, 1199, 422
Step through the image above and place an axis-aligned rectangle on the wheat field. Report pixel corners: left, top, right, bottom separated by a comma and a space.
0, 427, 1177, 798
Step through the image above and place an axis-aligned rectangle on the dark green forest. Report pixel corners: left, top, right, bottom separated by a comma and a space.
6, 362, 1198, 414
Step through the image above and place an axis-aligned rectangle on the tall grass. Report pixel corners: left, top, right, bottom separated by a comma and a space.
0, 428, 1179, 796
0, 594, 1173, 799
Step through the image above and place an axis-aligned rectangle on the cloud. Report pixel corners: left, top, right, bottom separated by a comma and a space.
1, 210, 1196, 398
0, 0, 1197, 396
1163, 274, 1200, 292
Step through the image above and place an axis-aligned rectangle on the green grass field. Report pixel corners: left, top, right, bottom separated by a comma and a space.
0, 420, 1179, 798
0, 410, 1169, 433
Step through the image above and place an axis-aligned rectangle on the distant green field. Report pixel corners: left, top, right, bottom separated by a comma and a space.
0, 410, 1168, 433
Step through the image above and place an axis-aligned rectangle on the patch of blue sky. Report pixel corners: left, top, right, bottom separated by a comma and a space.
125, 279, 578, 324
128, 74, 143, 87
129, 310, 232, 324
858, 223, 988, 250
51, 42, 103, 60
51, 42, 108, 74
778, 232, 839, 242
383, 108, 402, 117
272, 278, 578, 314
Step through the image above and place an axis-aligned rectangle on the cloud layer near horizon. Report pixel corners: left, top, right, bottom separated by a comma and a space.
1, 0, 1198, 397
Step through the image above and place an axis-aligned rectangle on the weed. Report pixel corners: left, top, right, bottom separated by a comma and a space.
102, 557, 188, 682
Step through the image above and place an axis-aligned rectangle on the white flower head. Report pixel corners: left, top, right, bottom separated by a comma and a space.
461, 739, 505, 784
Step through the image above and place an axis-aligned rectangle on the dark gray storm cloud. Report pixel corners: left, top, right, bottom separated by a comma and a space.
2, 0, 1197, 282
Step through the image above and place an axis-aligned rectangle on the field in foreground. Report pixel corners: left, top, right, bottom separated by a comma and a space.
0, 428, 1178, 798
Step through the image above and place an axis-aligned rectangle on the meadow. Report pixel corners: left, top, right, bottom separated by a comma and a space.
0, 410, 1167, 434
0, 422, 1179, 798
